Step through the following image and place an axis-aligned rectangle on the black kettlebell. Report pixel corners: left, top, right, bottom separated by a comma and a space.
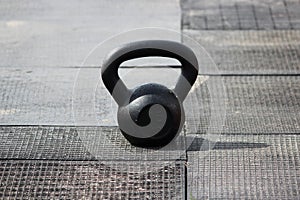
101, 40, 198, 147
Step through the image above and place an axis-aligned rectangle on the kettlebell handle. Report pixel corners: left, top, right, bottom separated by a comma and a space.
102, 40, 199, 105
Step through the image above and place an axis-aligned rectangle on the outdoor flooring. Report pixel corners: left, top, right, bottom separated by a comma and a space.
0, 0, 300, 199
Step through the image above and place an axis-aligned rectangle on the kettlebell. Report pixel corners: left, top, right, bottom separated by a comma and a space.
101, 40, 198, 147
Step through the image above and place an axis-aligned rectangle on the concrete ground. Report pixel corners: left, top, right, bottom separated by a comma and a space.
0, 0, 299, 199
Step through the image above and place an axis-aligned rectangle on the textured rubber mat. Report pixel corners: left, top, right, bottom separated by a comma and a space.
0, 0, 180, 68
0, 67, 179, 126
181, 0, 300, 30
1, 70, 299, 134
0, 126, 186, 161
183, 30, 300, 74
187, 134, 300, 199
185, 76, 300, 134
0, 68, 77, 125
2, 69, 300, 126
0, 160, 185, 199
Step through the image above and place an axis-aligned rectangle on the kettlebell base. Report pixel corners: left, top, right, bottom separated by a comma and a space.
121, 130, 178, 148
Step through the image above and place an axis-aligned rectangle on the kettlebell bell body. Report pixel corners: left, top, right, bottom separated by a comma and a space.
102, 40, 198, 147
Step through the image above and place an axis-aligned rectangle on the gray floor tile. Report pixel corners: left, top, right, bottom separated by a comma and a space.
0, 126, 186, 161
187, 134, 300, 199
183, 30, 300, 74
0, 0, 180, 68
181, 0, 300, 30
0, 160, 185, 199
